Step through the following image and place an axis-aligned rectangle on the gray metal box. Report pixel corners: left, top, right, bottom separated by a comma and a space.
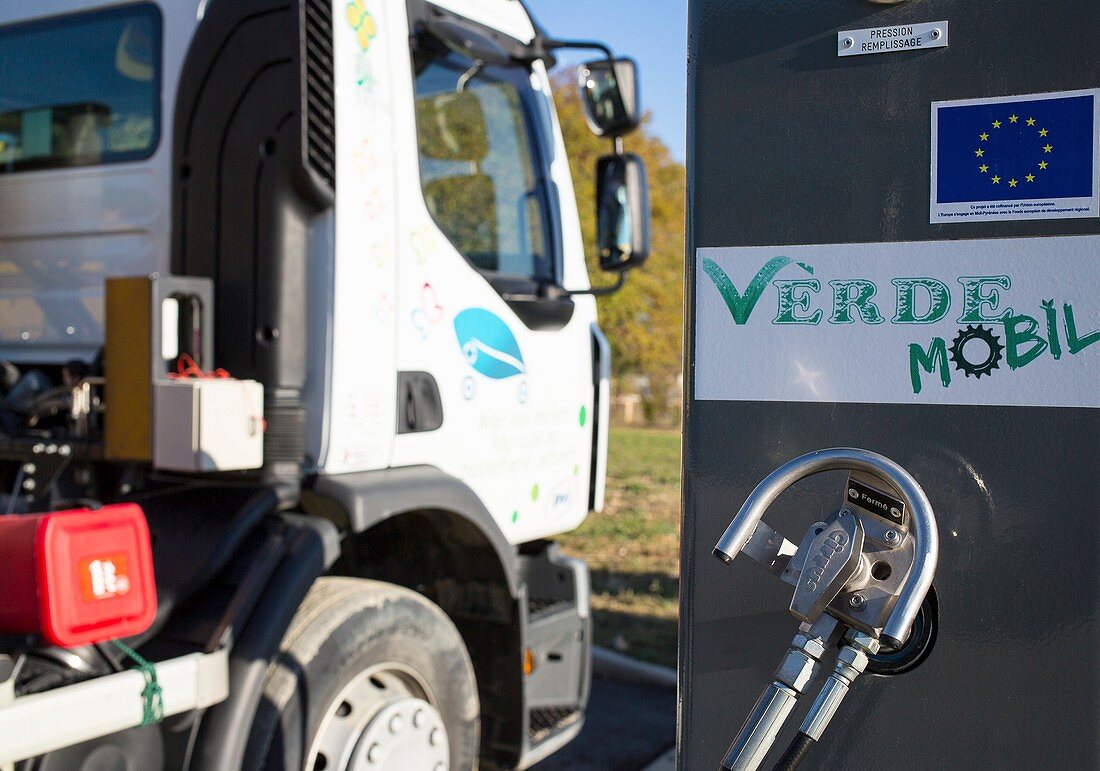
682, 0, 1099, 768
153, 379, 264, 472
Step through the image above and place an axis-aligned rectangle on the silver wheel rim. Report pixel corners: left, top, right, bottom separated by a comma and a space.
307, 663, 450, 771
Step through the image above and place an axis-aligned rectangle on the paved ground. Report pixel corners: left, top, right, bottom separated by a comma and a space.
531, 674, 676, 770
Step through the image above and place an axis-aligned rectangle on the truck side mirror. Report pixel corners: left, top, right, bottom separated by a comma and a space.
596, 153, 650, 272
577, 57, 640, 137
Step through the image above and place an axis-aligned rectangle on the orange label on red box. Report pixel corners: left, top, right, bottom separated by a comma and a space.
78, 553, 132, 601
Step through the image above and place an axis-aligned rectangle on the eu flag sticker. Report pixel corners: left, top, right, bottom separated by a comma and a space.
931, 89, 1099, 223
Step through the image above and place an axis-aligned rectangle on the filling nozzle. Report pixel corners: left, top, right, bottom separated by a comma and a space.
713, 448, 939, 650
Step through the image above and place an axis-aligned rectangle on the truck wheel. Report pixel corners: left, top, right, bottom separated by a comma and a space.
247, 577, 479, 771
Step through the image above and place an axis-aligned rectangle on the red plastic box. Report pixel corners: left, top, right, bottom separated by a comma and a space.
0, 504, 157, 647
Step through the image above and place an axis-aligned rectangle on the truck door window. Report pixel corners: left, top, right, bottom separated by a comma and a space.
0, 4, 161, 174
413, 45, 556, 283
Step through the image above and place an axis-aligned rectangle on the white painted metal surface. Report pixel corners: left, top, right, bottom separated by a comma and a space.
428, 0, 536, 43
0, 648, 229, 764
0, 0, 203, 364
154, 379, 264, 471
325, 0, 600, 543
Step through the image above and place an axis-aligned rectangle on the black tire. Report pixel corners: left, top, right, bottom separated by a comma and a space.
245, 576, 480, 770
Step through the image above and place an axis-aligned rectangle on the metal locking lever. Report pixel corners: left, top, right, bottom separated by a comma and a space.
713, 448, 939, 771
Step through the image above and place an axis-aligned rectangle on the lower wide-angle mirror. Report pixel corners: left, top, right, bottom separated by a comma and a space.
596, 153, 650, 272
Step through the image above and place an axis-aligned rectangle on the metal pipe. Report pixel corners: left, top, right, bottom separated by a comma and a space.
713, 448, 938, 649
800, 675, 849, 741
719, 682, 798, 771
719, 621, 834, 771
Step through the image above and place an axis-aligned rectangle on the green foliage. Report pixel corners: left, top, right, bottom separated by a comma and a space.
556, 427, 682, 667
551, 72, 686, 418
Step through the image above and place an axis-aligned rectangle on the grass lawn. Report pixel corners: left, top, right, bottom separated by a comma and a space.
558, 426, 681, 668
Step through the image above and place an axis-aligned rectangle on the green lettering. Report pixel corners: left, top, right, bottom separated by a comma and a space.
828, 280, 884, 325
703, 256, 811, 325
891, 278, 951, 324
1064, 302, 1100, 354
909, 338, 951, 394
957, 275, 1013, 323
772, 279, 822, 324
1042, 300, 1062, 360
1004, 313, 1047, 369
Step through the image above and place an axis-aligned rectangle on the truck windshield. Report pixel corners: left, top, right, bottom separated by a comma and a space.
413, 43, 557, 283
0, 4, 160, 174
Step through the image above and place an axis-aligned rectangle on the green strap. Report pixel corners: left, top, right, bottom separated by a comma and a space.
111, 640, 164, 725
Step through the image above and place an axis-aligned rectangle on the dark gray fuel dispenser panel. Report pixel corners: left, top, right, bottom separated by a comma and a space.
682, 0, 1099, 768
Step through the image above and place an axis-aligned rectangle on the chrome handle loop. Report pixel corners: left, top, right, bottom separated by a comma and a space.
713, 447, 938, 648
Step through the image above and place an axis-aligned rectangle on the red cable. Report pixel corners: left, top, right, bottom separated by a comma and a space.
169, 353, 231, 380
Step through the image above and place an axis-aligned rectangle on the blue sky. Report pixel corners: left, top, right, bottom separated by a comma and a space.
526, 0, 688, 162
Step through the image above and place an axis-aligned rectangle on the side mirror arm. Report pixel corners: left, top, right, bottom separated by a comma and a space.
541, 37, 624, 154
565, 271, 628, 298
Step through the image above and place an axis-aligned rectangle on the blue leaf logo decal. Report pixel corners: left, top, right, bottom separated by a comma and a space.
453, 308, 526, 379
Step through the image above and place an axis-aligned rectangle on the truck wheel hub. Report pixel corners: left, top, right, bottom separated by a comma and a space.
349, 697, 448, 770
309, 667, 449, 771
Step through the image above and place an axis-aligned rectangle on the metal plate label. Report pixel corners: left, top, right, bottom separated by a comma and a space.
838, 21, 948, 57
845, 478, 905, 525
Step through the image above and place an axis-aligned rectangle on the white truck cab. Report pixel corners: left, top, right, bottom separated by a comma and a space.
0, 1, 650, 768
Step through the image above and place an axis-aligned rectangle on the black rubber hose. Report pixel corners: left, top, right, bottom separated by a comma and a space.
772, 732, 817, 771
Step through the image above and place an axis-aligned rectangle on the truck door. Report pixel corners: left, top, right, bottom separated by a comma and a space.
385, 8, 598, 543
